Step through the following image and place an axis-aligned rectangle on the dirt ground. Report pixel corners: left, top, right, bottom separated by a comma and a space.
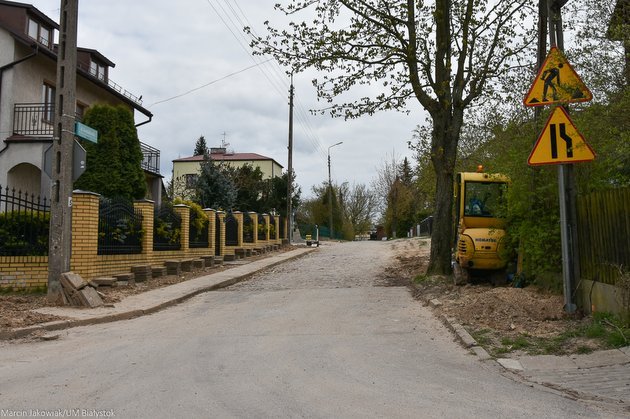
0, 240, 606, 357
384, 238, 607, 357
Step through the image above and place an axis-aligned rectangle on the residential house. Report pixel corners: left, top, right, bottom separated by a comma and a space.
0, 0, 162, 204
172, 147, 284, 198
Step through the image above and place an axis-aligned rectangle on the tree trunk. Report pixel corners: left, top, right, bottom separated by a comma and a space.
427, 109, 462, 275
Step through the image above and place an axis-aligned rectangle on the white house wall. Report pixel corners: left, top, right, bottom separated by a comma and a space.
0, 28, 17, 141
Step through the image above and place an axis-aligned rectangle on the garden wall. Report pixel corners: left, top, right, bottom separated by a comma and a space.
0, 191, 285, 291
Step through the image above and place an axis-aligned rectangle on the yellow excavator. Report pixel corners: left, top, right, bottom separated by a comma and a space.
453, 168, 510, 285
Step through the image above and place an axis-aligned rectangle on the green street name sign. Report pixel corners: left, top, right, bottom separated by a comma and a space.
75, 121, 98, 143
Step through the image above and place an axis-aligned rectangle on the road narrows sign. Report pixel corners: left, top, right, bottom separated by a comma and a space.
528, 106, 595, 166
524, 47, 592, 107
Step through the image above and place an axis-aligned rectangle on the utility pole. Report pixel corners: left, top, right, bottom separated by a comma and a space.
327, 142, 342, 240
548, 0, 578, 313
286, 74, 294, 244
48, 0, 79, 302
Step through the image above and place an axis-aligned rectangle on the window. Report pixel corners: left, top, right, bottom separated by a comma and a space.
89, 61, 106, 81
464, 181, 508, 217
186, 174, 198, 189
42, 82, 55, 123
27, 18, 51, 47
76, 102, 87, 121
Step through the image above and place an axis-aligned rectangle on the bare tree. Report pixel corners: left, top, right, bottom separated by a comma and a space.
343, 183, 376, 236
249, 0, 534, 273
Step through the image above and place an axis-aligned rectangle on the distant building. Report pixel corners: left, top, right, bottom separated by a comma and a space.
172, 147, 283, 198
0, 0, 162, 204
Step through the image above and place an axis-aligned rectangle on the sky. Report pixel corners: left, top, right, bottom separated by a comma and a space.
29, 0, 424, 198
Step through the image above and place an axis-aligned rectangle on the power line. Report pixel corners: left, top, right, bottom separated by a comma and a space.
147, 59, 272, 107
206, 0, 328, 161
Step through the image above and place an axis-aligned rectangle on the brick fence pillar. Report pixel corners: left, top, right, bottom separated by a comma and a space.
134, 199, 155, 257
216, 211, 226, 257
70, 190, 100, 279
174, 204, 190, 254
274, 215, 281, 244
204, 208, 216, 253
249, 211, 258, 248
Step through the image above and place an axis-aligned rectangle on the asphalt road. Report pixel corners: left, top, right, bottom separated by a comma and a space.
0, 241, 610, 418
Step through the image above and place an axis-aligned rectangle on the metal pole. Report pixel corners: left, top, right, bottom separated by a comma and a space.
328, 153, 332, 239
327, 142, 342, 240
549, 0, 577, 313
48, 0, 79, 302
286, 74, 294, 244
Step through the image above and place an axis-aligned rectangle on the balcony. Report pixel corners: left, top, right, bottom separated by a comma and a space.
140, 141, 160, 174
12, 103, 159, 175
12, 103, 55, 137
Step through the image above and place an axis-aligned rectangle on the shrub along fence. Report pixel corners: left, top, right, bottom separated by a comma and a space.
0, 185, 50, 257
0, 190, 287, 291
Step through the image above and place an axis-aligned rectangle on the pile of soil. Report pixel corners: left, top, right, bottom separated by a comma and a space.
385, 238, 601, 356
0, 295, 64, 330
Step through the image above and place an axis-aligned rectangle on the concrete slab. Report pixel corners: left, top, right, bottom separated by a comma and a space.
165, 260, 181, 276
92, 277, 117, 287
569, 349, 630, 368
60, 272, 86, 291
497, 358, 524, 371
518, 355, 576, 371
77, 287, 104, 308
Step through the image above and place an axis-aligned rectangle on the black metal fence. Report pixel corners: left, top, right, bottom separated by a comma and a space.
97, 197, 143, 255
0, 185, 50, 256
189, 210, 209, 248
269, 216, 277, 240
243, 213, 254, 243
225, 212, 238, 246
257, 214, 267, 241
279, 216, 285, 239
153, 203, 182, 251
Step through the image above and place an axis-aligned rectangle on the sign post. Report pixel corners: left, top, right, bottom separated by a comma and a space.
524, 1, 594, 314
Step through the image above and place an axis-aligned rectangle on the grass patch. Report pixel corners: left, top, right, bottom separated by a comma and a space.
474, 312, 630, 357
470, 329, 493, 346
413, 274, 430, 283
0, 285, 47, 295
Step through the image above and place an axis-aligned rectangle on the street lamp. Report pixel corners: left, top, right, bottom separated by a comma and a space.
327, 141, 343, 240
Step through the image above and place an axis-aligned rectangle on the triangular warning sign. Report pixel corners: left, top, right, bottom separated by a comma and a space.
528, 107, 595, 166
524, 47, 592, 107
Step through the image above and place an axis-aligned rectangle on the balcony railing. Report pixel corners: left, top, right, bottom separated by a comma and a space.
13, 103, 159, 175
76, 62, 144, 106
140, 141, 160, 174
12, 103, 55, 137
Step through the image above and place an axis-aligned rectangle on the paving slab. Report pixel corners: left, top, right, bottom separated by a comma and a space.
518, 355, 577, 371
497, 358, 523, 371
569, 349, 630, 369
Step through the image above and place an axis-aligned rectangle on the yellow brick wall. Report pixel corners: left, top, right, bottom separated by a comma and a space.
1, 193, 277, 290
